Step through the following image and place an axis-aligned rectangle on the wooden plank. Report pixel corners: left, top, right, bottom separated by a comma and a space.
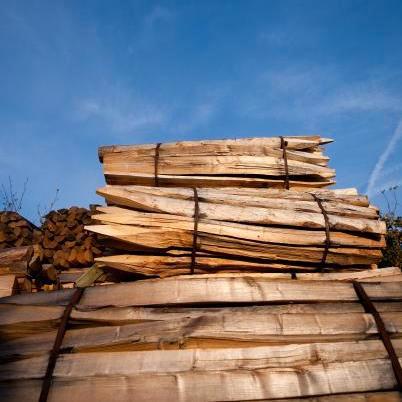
1, 278, 401, 308
0, 358, 400, 401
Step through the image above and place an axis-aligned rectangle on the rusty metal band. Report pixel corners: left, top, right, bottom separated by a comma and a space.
353, 281, 402, 389
190, 187, 200, 274
280, 136, 290, 190
154, 143, 162, 186
39, 287, 85, 402
312, 194, 331, 271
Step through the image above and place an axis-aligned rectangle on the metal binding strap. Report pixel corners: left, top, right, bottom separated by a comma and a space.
190, 188, 200, 274
154, 143, 162, 186
39, 287, 85, 402
279, 136, 290, 190
353, 281, 402, 389
312, 194, 331, 271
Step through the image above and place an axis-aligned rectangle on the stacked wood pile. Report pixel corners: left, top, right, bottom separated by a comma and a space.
41, 206, 103, 269
88, 185, 386, 276
0, 273, 401, 401
99, 136, 336, 188
0, 245, 60, 293
0, 211, 41, 249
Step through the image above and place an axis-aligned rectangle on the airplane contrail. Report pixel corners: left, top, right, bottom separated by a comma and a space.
366, 118, 402, 197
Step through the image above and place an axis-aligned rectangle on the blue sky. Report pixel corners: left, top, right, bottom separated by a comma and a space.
1, 0, 401, 222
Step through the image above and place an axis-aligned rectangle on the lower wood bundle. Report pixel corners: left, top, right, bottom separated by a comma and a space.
0, 275, 401, 401
87, 186, 386, 276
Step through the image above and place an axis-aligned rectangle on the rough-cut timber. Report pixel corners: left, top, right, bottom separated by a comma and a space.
99, 136, 336, 188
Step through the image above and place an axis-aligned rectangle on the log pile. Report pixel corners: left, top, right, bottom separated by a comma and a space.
41, 207, 103, 268
99, 136, 336, 189
0, 274, 401, 401
0, 211, 41, 249
88, 185, 386, 276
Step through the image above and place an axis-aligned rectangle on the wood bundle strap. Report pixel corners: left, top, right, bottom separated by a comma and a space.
38, 287, 84, 402
312, 194, 331, 271
190, 188, 200, 274
154, 143, 162, 186
353, 280, 402, 390
279, 136, 290, 190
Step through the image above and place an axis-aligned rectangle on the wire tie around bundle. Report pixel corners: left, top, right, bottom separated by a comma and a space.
39, 287, 85, 402
312, 194, 331, 271
154, 142, 162, 186
190, 187, 200, 274
353, 280, 402, 389
280, 136, 290, 190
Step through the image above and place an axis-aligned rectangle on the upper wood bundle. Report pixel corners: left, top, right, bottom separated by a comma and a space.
0, 211, 41, 249
0, 274, 401, 401
87, 185, 386, 276
99, 136, 336, 188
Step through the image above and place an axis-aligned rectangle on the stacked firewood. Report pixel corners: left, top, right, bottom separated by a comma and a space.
0, 274, 401, 401
0, 211, 41, 249
99, 136, 336, 189
41, 206, 103, 268
88, 185, 386, 276
0, 244, 60, 293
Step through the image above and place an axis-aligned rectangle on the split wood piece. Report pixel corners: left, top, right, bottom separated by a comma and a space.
94, 188, 385, 234
273, 393, 402, 402
101, 185, 375, 210
103, 172, 336, 188
2, 312, 402, 359
102, 154, 336, 179
0, 275, 18, 298
1, 278, 401, 308
93, 207, 385, 247
88, 225, 383, 267
95, 254, 379, 278
98, 135, 333, 158
96, 256, 399, 279
2, 300, 402, 338
1, 359, 402, 401
1, 339, 401, 380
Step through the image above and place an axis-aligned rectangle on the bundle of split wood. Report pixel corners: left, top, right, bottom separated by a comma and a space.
0, 211, 41, 249
99, 136, 336, 188
87, 185, 386, 276
0, 273, 401, 401
41, 206, 103, 268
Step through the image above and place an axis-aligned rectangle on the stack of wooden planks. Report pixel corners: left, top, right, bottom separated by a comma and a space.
41, 207, 103, 268
99, 136, 336, 188
87, 185, 386, 276
0, 211, 41, 249
0, 272, 401, 401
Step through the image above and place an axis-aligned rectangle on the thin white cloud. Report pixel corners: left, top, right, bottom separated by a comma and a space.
144, 5, 174, 28
173, 88, 227, 133
76, 93, 167, 134
246, 67, 402, 120
366, 119, 402, 197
